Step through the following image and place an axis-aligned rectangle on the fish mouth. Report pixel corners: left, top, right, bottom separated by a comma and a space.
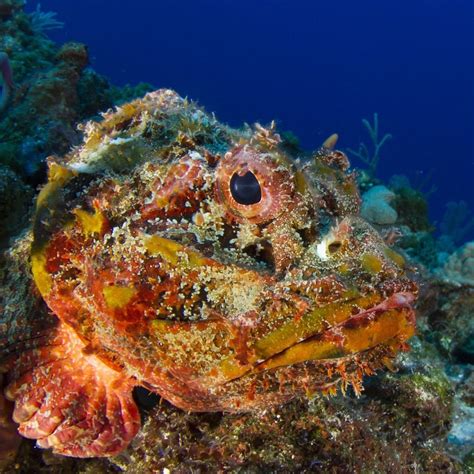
145, 290, 416, 411
149, 288, 416, 404
252, 291, 416, 374
219, 291, 416, 383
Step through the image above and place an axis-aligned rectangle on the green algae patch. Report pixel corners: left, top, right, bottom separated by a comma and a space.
409, 370, 453, 404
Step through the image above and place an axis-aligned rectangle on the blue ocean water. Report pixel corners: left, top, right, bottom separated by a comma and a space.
34, 0, 473, 237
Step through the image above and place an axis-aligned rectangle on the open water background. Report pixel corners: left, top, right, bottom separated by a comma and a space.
33, 0, 473, 238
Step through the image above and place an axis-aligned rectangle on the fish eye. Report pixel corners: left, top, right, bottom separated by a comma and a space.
216, 145, 296, 223
230, 171, 262, 205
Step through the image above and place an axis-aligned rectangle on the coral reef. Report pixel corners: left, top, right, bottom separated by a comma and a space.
3, 361, 464, 472
107, 371, 458, 473
1, 41, 89, 177
397, 229, 439, 267
415, 263, 474, 471
0, 3, 151, 179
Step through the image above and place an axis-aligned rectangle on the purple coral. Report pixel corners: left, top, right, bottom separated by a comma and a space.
0, 52, 14, 112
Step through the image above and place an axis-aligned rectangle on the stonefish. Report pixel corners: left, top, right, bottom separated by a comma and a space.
0, 90, 417, 458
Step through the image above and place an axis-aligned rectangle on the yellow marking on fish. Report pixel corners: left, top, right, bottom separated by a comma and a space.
73, 208, 106, 237
36, 163, 77, 209
361, 253, 383, 274
31, 249, 53, 296
144, 235, 208, 268
103, 285, 137, 309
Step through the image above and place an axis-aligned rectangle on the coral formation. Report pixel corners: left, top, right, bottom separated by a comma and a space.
347, 112, 392, 176
107, 372, 458, 473
0, 39, 92, 176
391, 182, 432, 233
443, 241, 474, 285
397, 229, 438, 267
28, 4, 64, 35
361, 184, 398, 225
2, 363, 463, 472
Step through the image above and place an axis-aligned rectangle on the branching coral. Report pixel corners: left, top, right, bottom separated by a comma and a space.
29, 4, 64, 35
0, 52, 13, 113
347, 113, 392, 176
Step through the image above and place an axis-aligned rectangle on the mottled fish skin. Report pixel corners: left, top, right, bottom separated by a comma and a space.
1, 89, 417, 457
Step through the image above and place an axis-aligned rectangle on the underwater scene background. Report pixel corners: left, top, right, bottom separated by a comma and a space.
0, 0, 473, 472
40, 0, 474, 233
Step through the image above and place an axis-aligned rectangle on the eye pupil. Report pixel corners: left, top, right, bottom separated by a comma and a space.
230, 171, 262, 205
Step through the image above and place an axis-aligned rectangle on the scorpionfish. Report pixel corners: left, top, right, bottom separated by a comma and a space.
0, 89, 417, 458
